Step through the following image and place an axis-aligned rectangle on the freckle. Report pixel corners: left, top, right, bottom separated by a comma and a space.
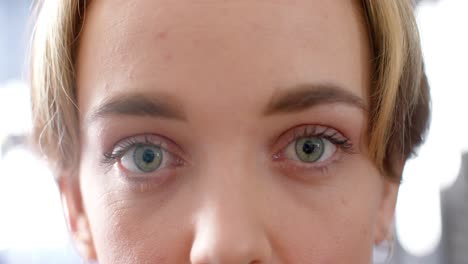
156, 30, 168, 39
163, 53, 173, 61
340, 197, 347, 206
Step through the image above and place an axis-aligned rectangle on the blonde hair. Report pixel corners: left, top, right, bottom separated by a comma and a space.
30, 0, 430, 181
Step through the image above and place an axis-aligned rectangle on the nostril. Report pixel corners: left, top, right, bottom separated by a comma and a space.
190, 231, 273, 264
189, 208, 273, 264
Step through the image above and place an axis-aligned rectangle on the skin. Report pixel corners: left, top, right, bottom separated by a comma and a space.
61, 0, 400, 263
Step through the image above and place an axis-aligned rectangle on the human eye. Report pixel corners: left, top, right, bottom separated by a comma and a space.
273, 125, 354, 171
102, 135, 184, 178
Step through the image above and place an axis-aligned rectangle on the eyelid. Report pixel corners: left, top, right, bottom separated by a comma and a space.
271, 124, 354, 177
102, 134, 188, 167
118, 148, 187, 182
271, 124, 352, 156
283, 137, 336, 163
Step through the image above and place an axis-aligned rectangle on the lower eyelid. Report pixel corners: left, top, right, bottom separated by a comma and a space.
273, 148, 343, 174
116, 163, 179, 189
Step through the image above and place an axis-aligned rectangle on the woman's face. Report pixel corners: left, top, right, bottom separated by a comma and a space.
65, 0, 399, 263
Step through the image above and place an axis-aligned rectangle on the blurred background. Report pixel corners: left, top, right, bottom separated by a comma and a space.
0, 0, 467, 263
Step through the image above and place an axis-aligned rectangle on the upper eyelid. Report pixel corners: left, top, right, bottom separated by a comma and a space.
111, 134, 185, 155
104, 126, 350, 165
103, 134, 188, 166
294, 127, 350, 146
107, 138, 165, 161
272, 124, 350, 152
113, 139, 164, 153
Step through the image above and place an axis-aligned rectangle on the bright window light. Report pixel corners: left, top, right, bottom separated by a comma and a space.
0, 147, 71, 251
0, 80, 72, 251
396, 0, 468, 257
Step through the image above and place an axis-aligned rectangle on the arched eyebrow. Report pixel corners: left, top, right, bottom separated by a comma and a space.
263, 83, 368, 115
85, 83, 366, 125
86, 93, 187, 125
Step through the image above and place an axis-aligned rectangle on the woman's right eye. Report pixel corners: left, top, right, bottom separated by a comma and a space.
103, 135, 185, 175
120, 144, 166, 173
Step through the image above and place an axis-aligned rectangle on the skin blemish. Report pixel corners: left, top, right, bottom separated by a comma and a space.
340, 196, 347, 206
156, 30, 168, 40
163, 53, 173, 61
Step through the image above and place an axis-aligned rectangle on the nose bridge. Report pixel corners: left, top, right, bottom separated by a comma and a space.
189, 142, 272, 264
197, 135, 263, 202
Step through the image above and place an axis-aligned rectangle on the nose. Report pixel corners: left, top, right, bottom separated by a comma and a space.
190, 205, 273, 264
189, 170, 273, 264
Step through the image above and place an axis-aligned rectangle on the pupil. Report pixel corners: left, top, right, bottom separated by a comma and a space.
142, 149, 155, 163
302, 141, 316, 155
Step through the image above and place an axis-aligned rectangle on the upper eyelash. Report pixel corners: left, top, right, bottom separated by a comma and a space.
102, 136, 163, 165
101, 126, 353, 168
291, 125, 354, 153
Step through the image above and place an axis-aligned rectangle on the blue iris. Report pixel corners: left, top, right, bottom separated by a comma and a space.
133, 145, 163, 172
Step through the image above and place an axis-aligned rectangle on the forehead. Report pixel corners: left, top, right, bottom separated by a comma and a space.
76, 0, 370, 118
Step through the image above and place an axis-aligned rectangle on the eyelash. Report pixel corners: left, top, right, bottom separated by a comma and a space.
102, 135, 167, 167
101, 125, 354, 176
291, 125, 352, 151
272, 125, 354, 170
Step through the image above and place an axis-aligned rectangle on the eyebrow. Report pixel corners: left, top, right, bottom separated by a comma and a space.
86, 83, 365, 124
86, 93, 187, 124
263, 83, 367, 115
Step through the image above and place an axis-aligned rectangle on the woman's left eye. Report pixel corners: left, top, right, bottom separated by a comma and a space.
285, 136, 337, 163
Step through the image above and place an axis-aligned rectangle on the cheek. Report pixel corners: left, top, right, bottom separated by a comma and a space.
78, 143, 382, 264
271, 160, 382, 262
78, 157, 194, 263
82, 187, 194, 264
271, 191, 376, 263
